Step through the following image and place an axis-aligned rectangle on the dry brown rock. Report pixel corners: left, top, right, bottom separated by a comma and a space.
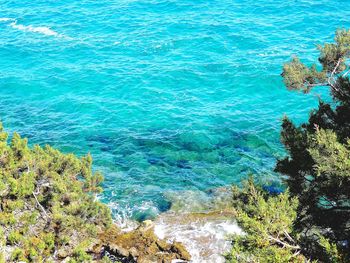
97, 222, 191, 262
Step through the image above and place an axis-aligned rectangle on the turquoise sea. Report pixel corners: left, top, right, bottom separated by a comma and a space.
1, 0, 349, 221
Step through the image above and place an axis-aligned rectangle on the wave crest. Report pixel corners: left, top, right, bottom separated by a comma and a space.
9, 21, 60, 37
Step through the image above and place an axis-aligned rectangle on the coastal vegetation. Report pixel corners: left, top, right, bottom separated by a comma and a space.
227, 29, 350, 262
0, 124, 112, 262
0, 124, 190, 262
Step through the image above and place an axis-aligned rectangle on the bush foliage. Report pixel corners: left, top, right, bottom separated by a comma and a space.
225, 179, 305, 263
0, 124, 112, 262
228, 29, 350, 262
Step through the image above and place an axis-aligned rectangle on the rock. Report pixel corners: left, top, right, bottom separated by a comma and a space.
171, 242, 191, 261
138, 258, 155, 263
141, 220, 154, 231
129, 246, 139, 258
110, 244, 130, 257
57, 246, 71, 259
98, 224, 191, 263
176, 160, 191, 169
156, 239, 170, 251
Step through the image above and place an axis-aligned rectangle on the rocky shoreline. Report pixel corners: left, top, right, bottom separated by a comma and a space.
96, 221, 191, 263
85, 209, 240, 263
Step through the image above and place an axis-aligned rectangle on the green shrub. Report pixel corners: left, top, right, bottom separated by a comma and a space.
226, 178, 305, 262
0, 123, 112, 262
228, 29, 350, 263
277, 29, 350, 261
11, 248, 25, 261
7, 230, 22, 245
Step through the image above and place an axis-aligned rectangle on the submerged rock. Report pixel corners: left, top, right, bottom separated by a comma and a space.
96, 221, 191, 263
176, 160, 191, 169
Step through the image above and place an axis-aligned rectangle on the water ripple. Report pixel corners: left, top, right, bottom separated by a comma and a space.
0, 0, 349, 221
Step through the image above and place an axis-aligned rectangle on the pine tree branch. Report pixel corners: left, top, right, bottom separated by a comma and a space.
330, 59, 342, 80
268, 235, 301, 250
32, 191, 49, 218
283, 230, 296, 244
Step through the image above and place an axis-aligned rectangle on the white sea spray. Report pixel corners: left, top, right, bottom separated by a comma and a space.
154, 213, 243, 263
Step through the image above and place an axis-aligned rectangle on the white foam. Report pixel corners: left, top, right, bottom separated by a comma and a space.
9, 21, 60, 37
154, 214, 243, 263
6, 20, 72, 39
0, 17, 15, 22
107, 202, 138, 231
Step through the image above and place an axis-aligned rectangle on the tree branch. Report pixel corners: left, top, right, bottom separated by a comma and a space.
268, 235, 301, 250
326, 58, 343, 92
32, 191, 48, 218
330, 59, 342, 79
283, 230, 296, 244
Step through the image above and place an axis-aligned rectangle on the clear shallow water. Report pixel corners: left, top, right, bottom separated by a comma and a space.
1, 0, 349, 220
